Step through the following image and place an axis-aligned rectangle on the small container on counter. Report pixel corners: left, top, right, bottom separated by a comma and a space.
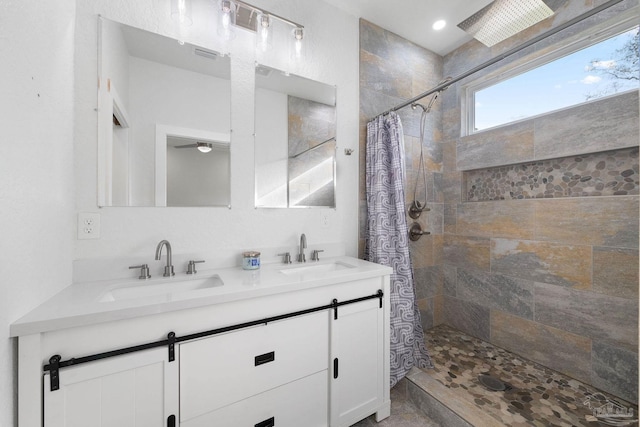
242, 251, 261, 270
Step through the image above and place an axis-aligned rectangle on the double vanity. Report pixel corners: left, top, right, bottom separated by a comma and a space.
12, 256, 392, 427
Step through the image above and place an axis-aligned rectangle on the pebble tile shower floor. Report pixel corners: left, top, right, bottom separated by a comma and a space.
404, 324, 638, 427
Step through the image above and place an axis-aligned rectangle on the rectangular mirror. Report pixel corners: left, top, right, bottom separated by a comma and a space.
254, 64, 337, 208
97, 17, 231, 207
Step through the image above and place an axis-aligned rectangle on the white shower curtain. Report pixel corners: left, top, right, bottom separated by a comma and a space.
365, 112, 433, 386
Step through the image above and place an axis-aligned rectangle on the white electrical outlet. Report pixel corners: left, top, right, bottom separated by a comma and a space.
78, 213, 101, 239
321, 211, 330, 228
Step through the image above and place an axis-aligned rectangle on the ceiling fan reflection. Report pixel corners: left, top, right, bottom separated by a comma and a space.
174, 142, 213, 153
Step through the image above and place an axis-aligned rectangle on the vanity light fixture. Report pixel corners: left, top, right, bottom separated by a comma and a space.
217, 0, 236, 40
257, 13, 272, 52
292, 27, 304, 60
171, 0, 193, 45
215, 0, 304, 56
171, 0, 193, 26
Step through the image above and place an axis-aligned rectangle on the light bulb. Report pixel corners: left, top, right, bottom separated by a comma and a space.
218, 0, 236, 40
171, 0, 192, 26
257, 14, 271, 52
292, 27, 304, 60
177, 0, 187, 23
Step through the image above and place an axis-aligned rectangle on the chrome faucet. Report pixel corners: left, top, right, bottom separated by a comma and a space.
155, 240, 175, 277
298, 233, 307, 263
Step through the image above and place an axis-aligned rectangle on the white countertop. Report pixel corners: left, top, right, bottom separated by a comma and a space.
10, 256, 392, 337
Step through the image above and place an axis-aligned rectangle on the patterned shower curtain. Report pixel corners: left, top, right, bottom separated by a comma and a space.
365, 112, 433, 386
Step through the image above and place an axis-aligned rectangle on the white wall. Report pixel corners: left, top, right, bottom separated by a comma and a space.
167, 145, 230, 207
74, 0, 360, 277
0, 1, 77, 425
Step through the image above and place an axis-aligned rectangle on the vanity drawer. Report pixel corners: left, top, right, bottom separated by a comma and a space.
179, 311, 329, 422
180, 371, 328, 427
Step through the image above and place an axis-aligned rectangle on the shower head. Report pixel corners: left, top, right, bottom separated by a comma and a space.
411, 76, 454, 113
457, 0, 555, 47
411, 103, 428, 112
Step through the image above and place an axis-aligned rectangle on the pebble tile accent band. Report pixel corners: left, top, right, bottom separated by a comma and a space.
465, 147, 639, 202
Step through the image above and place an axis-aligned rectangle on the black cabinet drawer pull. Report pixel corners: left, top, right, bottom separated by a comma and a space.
255, 416, 275, 427
254, 351, 275, 366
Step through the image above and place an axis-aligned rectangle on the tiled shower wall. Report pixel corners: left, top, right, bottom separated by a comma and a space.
440, 0, 639, 404
359, 0, 639, 404
358, 19, 445, 330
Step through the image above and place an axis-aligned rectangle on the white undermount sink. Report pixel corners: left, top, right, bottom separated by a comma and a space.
99, 274, 224, 302
280, 260, 355, 276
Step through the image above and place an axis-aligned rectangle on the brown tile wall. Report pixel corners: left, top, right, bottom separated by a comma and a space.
359, 0, 639, 404
358, 19, 445, 332
439, 0, 639, 404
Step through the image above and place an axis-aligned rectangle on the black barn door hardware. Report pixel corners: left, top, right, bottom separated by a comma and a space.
43, 290, 384, 391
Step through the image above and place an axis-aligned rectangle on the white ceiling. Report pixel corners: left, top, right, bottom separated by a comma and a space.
322, 0, 495, 56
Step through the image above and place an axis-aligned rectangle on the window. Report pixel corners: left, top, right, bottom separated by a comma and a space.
468, 23, 639, 133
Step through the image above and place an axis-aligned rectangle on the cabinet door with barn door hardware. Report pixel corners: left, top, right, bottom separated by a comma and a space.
330, 296, 387, 427
43, 347, 178, 427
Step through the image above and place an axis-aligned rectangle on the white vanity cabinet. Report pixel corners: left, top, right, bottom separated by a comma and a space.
14, 257, 391, 427
43, 347, 177, 427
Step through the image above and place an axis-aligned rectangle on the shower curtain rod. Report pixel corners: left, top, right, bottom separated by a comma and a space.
377, 0, 625, 118
290, 136, 336, 158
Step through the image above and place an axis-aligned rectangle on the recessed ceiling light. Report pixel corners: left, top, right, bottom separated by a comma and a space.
432, 20, 446, 31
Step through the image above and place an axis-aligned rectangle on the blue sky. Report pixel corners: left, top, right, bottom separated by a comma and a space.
475, 27, 639, 131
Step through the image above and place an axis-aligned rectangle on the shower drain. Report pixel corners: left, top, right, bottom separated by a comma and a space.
477, 374, 513, 392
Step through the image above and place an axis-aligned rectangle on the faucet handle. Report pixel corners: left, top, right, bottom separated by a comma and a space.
187, 260, 205, 275
311, 249, 324, 261
277, 252, 292, 264
129, 264, 151, 280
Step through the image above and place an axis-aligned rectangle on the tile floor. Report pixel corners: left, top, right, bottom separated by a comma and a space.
351, 378, 438, 427
420, 325, 638, 427
352, 324, 638, 427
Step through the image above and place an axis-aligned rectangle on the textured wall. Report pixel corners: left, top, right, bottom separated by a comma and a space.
440, 0, 639, 404
0, 2, 77, 425
358, 19, 444, 330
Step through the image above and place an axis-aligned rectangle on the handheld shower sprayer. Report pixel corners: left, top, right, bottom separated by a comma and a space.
408, 76, 452, 219
411, 102, 428, 112
410, 77, 452, 115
